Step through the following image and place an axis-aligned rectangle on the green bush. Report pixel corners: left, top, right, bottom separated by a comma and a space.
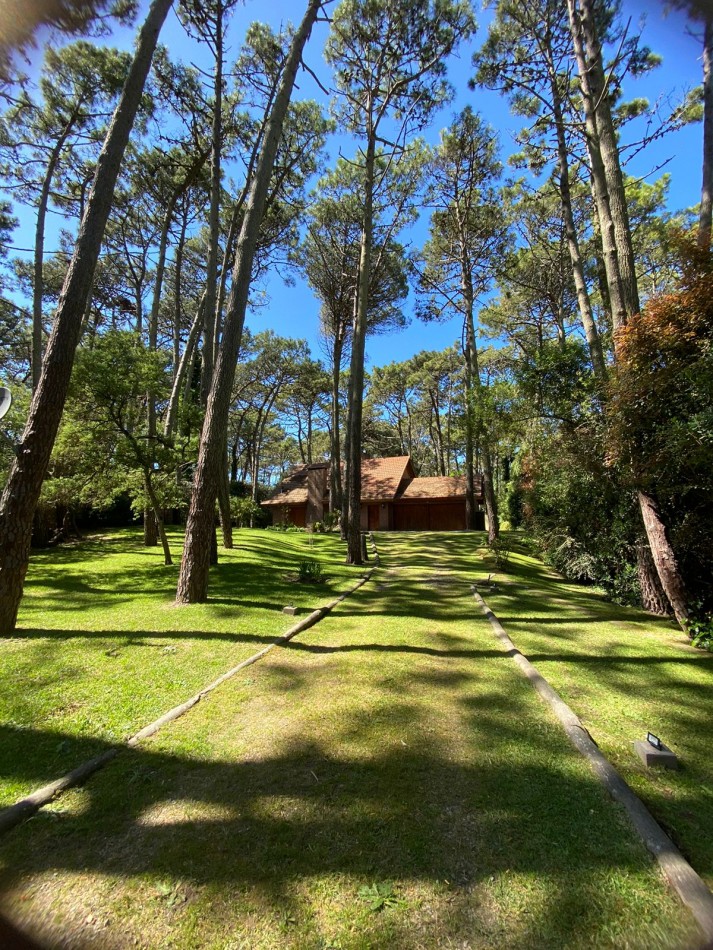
323, 511, 340, 531
685, 610, 713, 652
298, 558, 324, 583
229, 496, 263, 527
488, 537, 511, 571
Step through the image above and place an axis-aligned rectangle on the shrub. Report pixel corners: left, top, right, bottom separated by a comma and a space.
229, 496, 263, 527
323, 511, 340, 532
298, 558, 324, 583
488, 537, 511, 571
685, 609, 713, 652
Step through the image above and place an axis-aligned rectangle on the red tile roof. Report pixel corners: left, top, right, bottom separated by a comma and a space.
396, 476, 467, 500
261, 486, 308, 506
360, 456, 412, 501
261, 457, 480, 508
261, 464, 311, 506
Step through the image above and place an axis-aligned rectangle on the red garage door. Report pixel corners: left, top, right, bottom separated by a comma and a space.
393, 503, 430, 531
393, 502, 465, 531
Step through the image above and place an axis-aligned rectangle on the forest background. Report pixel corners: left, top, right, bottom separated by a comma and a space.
0, 0, 711, 641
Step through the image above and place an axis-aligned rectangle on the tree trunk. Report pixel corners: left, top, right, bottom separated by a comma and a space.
569, 0, 689, 628
482, 446, 499, 544
461, 257, 496, 536
145, 196, 177, 547
637, 491, 688, 628
144, 509, 158, 546
329, 331, 344, 514
345, 126, 375, 565
546, 48, 606, 379
201, 0, 223, 405
176, 0, 323, 604
566, 0, 628, 330
173, 201, 189, 375
0, 0, 172, 634
218, 462, 233, 548
33, 112, 79, 391
636, 539, 669, 616
700, 17, 713, 250
145, 153, 206, 539
144, 469, 172, 565
164, 293, 205, 439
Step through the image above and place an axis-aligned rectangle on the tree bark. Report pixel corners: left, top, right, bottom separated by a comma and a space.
164, 293, 205, 439
566, 0, 629, 330
201, 0, 224, 405
699, 17, 713, 250
345, 126, 375, 565
329, 330, 344, 514
545, 46, 606, 379
144, 468, 172, 565
482, 446, 499, 543
0, 0, 172, 634
461, 255, 497, 537
176, 0, 323, 603
217, 464, 233, 548
568, 0, 689, 628
33, 110, 79, 391
575, 0, 639, 320
636, 539, 669, 616
637, 491, 688, 628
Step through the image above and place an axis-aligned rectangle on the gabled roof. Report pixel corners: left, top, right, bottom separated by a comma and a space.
360, 456, 412, 502
262, 457, 481, 508
261, 486, 308, 506
396, 475, 467, 500
260, 463, 324, 507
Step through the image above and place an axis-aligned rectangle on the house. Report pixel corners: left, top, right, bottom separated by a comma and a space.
261, 456, 485, 531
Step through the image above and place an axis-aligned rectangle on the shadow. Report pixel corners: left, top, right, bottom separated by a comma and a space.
524, 651, 713, 668
9, 628, 287, 645
2, 529, 709, 948
0, 721, 699, 950
282, 640, 509, 660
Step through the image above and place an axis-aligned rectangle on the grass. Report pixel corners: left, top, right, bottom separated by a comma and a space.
0, 530, 704, 948
475, 533, 713, 895
0, 526, 364, 806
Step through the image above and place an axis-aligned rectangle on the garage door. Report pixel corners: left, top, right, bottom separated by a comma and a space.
393, 502, 465, 531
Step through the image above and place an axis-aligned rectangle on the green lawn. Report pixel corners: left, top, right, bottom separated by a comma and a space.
476, 534, 713, 894
0, 530, 705, 948
0, 527, 364, 805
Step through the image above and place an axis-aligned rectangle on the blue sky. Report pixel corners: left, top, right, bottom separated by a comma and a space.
8, 0, 705, 369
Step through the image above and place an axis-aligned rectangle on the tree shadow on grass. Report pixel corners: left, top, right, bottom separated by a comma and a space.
6, 628, 284, 643
0, 721, 700, 950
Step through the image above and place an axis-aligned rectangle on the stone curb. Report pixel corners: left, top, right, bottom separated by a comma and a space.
472, 585, 713, 943
0, 566, 377, 836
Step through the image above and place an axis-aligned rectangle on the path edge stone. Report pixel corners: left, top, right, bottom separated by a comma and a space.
0, 565, 377, 836
472, 585, 713, 943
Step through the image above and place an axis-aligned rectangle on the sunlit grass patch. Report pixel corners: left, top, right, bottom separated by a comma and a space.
0, 527, 362, 805
0, 531, 703, 948
481, 533, 713, 892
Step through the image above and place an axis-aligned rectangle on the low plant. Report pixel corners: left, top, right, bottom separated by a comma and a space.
323, 511, 340, 532
298, 558, 324, 583
685, 611, 713, 651
358, 882, 406, 912
488, 536, 511, 571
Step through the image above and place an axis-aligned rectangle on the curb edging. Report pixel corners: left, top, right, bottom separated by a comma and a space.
0, 566, 377, 836
472, 584, 713, 942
